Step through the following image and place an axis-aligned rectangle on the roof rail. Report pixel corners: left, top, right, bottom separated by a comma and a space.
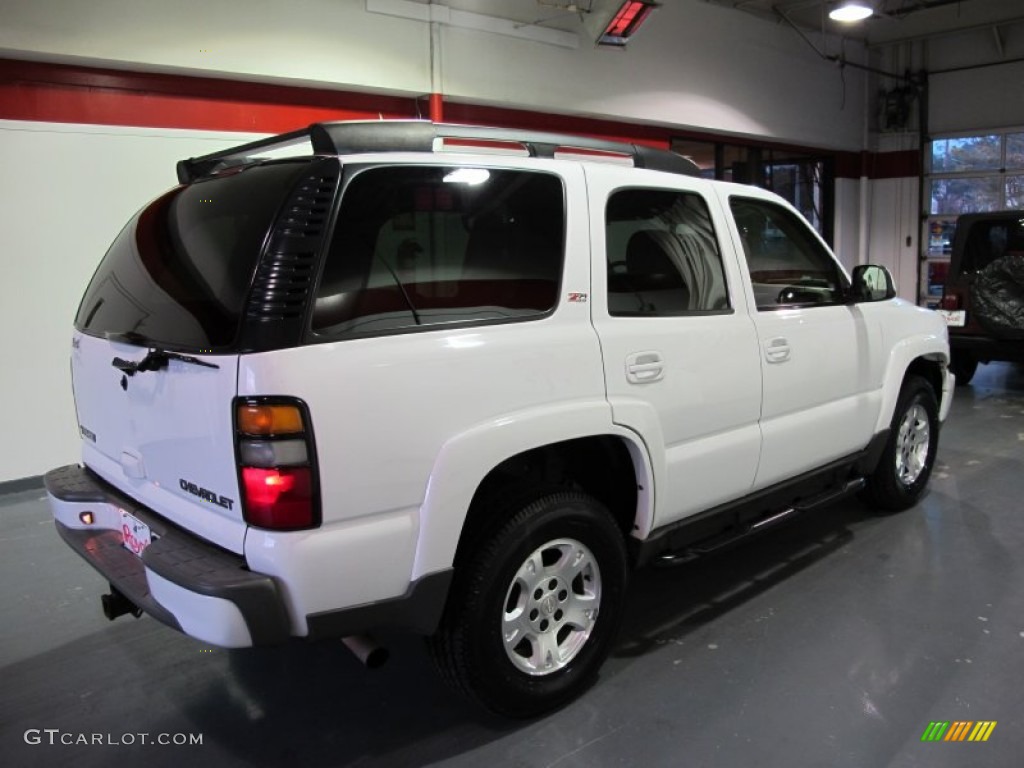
176, 120, 700, 183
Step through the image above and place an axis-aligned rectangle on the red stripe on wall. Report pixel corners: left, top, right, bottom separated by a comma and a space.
835, 149, 921, 180
0, 58, 674, 147
1, 57, 921, 178
0, 58, 418, 133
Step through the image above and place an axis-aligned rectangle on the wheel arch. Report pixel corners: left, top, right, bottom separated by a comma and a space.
412, 405, 653, 581
875, 335, 949, 434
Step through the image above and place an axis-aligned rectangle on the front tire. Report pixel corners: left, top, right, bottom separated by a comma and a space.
428, 490, 628, 717
862, 375, 939, 512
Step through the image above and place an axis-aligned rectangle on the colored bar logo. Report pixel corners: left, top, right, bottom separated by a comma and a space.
921, 721, 997, 742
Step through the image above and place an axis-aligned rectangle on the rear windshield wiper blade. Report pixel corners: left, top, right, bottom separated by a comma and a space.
375, 254, 421, 326
112, 349, 220, 376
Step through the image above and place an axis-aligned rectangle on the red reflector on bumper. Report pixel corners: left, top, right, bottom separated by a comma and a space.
241, 467, 314, 530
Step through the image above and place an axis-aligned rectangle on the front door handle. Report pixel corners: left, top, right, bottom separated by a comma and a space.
626, 351, 664, 383
764, 337, 791, 363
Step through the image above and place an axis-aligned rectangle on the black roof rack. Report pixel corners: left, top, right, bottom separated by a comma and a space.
176, 120, 700, 183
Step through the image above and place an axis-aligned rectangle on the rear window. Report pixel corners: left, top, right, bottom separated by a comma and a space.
312, 165, 564, 338
960, 217, 1024, 273
75, 161, 311, 350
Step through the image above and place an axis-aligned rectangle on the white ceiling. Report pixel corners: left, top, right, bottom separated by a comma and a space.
709, 0, 1024, 46
415, 0, 1024, 47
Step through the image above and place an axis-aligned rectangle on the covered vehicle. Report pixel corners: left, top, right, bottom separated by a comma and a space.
938, 211, 1024, 384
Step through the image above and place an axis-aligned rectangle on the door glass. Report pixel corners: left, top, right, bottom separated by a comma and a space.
729, 197, 846, 309
606, 189, 729, 316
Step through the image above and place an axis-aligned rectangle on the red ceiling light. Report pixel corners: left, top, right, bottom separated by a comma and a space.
597, 1, 660, 47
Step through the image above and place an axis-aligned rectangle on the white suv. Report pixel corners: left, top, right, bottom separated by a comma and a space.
47, 121, 953, 717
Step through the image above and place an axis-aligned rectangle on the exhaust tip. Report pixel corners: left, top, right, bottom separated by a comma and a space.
342, 635, 389, 669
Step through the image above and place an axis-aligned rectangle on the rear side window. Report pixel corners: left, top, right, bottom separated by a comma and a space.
730, 196, 847, 309
312, 166, 564, 338
606, 188, 729, 316
961, 218, 1024, 273
75, 161, 311, 350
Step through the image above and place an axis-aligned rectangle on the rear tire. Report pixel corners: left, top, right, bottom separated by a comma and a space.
949, 351, 978, 386
862, 375, 939, 512
427, 490, 628, 718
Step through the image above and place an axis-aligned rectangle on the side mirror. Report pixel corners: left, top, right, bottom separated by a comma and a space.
850, 264, 896, 303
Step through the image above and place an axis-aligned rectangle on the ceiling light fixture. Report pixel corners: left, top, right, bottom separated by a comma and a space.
597, 1, 660, 47
829, 1, 874, 22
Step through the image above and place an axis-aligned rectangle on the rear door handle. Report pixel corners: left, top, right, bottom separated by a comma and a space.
764, 337, 790, 363
626, 351, 664, 383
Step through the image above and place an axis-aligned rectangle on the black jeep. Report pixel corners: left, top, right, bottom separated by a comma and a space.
939, 211, 1024, 385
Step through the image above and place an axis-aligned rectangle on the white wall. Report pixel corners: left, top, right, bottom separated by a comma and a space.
925, 22, 1024, 134
0, 0, 869, 150
438, 1, 867, 149
0, 121, 265, 483
872, 23, 1024, 135
930, 60, 1024, 135
833, 178, 862, 272
866, 177, 919, 302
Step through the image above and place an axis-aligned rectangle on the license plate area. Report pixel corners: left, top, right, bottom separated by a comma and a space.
937, 309, 966, 327
120, 509, 152, 557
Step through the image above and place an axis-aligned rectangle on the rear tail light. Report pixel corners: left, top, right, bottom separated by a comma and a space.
939, 293, 961, 310
235, 398, 320, 530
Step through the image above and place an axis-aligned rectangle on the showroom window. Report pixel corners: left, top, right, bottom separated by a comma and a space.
671, 138, 830, 240
923, 130, 1024, 303
313, 165, 564, 338
729, 196, 846, 310
606, 188, 730, 316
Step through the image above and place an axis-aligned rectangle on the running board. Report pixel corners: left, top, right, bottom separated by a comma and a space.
655, 478, 865, 567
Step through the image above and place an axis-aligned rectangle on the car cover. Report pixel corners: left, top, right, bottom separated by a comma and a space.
971, 253, 1024, 338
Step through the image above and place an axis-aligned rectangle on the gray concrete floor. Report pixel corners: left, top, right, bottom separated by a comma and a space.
3, 363, 1024, 767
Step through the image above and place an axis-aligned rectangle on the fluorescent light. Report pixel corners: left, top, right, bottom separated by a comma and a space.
829, 1, 873, 22
597, 1, 660, 47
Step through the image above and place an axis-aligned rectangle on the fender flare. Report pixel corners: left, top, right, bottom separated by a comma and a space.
874, 332, 949, 434
411, 398, 655, 580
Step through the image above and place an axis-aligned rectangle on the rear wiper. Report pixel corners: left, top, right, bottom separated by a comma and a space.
375, 254, 422, 326
112, 349, 220, 376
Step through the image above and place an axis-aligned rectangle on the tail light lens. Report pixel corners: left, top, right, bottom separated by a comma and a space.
235, 398, 319, 530
939, 293, 961, 310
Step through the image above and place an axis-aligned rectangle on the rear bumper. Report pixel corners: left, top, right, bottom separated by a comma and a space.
45, 464, 290, 647
949, 333, 1024, 363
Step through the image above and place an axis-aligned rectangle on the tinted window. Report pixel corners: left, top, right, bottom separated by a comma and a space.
76, 161, 311, 349
730, 197, 846, 309
312, 166, 563, 337
962, 218, 1024, 273
606, 189, 729, 316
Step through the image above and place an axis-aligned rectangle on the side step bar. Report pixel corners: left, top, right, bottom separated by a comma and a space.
656, 478, 865, 567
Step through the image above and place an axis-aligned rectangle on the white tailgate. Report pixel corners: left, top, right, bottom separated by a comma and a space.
71, 332, 245, 553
